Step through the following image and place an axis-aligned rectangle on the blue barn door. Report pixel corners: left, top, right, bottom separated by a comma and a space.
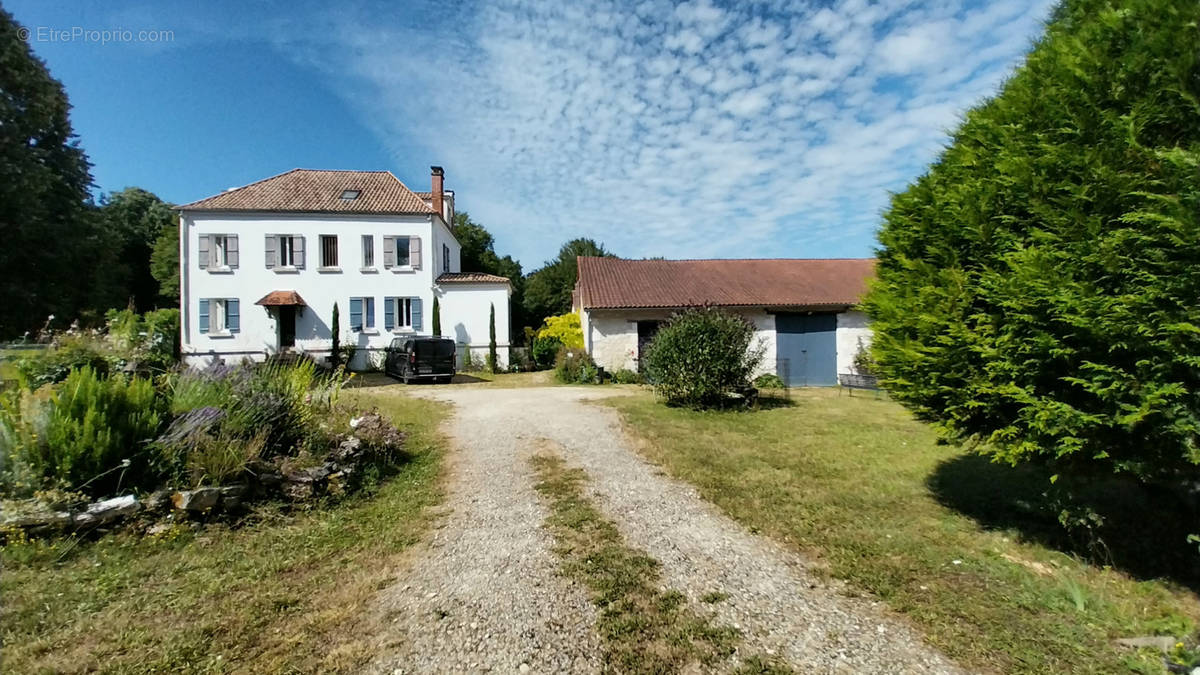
775, 313, 837, 387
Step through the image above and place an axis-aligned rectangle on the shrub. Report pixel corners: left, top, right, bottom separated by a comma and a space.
15, 334, 114, 389
753, 374, 785, 389
164, 360, 329, 458
851, 337, 875, 376
531, 335, 563, 370
536, 312, 584, 350
864, 0, 1200, 480
611, 368, 643, 385
554, 347, 600, 384
0, 367, 166, 498
105, 308, 180, 371
643, 308, 764, 408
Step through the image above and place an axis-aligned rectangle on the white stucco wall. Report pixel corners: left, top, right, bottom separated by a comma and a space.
180, 211, 505, 370
431, 212, 462, 276
836, 309, 872, 375
586, 311, 642, 372
438, 283, 511, 368
583, 308, 777, 378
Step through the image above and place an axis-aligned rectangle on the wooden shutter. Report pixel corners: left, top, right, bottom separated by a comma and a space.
226, 299, 240, 333
226, 235, 239, 268
411, 297, 423, 332
350, 297, 363, 331
199, 299, 210, 333
293, 236, 305, 269
265, 235, 277, 269
410, 237, 422, 270
384, 297, 395, 330
383, 236, 395, 268
198, 236, 210, 270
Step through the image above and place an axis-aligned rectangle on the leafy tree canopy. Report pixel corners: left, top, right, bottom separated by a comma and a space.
0, 8, 95, 336
454, 211, 525, 335
99, 188, 177, 310
864, 0, 1200, 481
523, 238, 615, 328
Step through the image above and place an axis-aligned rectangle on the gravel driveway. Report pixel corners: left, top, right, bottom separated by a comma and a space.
365, 386, 963, 674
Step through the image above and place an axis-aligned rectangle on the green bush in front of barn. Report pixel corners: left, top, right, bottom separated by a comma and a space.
643, 308, 764, 408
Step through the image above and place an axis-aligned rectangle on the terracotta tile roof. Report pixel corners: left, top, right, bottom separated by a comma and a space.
255, 290, 308, 306
575, 257, 875, 309
437, 272, 511, 284
178, 169, 434, 215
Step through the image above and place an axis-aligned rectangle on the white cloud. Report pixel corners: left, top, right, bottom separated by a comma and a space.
268, 0, 1054, 265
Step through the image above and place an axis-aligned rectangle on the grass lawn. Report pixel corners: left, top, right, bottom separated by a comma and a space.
0, 390, 446, 674
605, 388, 1200, 674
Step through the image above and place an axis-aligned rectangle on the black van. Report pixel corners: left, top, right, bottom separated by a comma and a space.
385, 337, 456, 384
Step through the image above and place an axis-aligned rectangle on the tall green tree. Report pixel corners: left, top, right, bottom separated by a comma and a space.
150, 220, 180, 305
98, 188, 177, 310
523, 238, 615, 328
0, 8, 97, 336
453, 211, 526, 336
864, 0, 1200, 481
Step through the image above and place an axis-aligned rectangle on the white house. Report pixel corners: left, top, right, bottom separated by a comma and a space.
572, 257, 875, 386
177, 167, 511, 370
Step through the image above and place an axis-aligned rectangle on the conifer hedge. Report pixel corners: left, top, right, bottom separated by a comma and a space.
864, 0, 1200, 480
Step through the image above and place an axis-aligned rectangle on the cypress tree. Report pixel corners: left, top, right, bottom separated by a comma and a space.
865, 0, 1200, 481
487, 303, 497, 374
330, 303, 341, 368
432, 296, 441, 337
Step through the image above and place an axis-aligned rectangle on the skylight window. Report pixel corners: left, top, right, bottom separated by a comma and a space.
340, 189, 361, 200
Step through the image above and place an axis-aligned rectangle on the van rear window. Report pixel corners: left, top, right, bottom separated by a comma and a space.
415, 340, 455, 357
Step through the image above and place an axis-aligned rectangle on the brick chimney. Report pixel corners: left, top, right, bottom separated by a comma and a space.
430, 166, 444, 221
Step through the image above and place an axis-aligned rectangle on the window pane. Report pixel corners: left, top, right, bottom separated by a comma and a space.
396, 238, 410, 266
321, 235, 338, 267
362, 235, 374, 267
366, 297, 375, 328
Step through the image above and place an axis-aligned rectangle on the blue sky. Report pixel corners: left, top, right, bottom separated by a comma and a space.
9, 0, 1053, 268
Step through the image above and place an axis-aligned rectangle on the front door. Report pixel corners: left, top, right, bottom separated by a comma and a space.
775, 313, 837, 386
279, 306, 296, 348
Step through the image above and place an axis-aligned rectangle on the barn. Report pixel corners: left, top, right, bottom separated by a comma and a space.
572, 257, 875, 386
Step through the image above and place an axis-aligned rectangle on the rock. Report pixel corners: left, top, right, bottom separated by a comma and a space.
281, 465, 334, 500
519, 664, 530, 673
141, 489, 173, 511
1115, 636, 1177, 652
71, 495, 140, 527
146, 522, 172, 536
171, 488, 221, 511
2, 509, 71, 530
219, 485, 247, 509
